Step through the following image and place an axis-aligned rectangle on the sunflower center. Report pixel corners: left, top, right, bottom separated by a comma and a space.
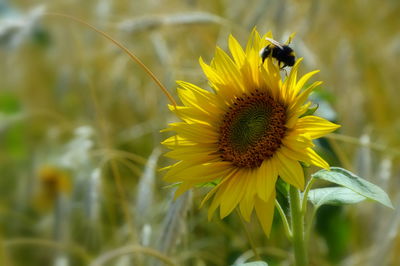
218, 90, 287, 168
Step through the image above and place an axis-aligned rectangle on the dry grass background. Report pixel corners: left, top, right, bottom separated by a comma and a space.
0, 0, 400, 265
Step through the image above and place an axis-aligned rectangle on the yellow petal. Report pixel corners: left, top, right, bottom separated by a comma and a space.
168, 105, 214, 124
177, 80, 217, 105
245, 28, 262, 85
199, 57, 225, 88
262, 57, 281, 100
303, 148, 330, 169
281, 58, 302, 102
164, 161, 231, 182
208, 180, 229, 220
176, 84, 221, 116
245, 27, 262, 56
285, 32, 296, 45
288, 81, 322, 114
275, 152, 305, 190
161, 135, 196, 148
239, 195, 255, 222
282, 130, 314, 150
219, 170, 247, 218
254, 192, 276, 237
256, 159, 278, 202
214, 47, 245, 93
174, 181, 195, 199
239, 169, 256, 221
228, 34, 245, 67
163, 145, 216, 161
260, 60, 277, 99
285, 102, 312, 129
177, 80, 226, 117
293, 69, 320, 97
164, 122, 218, 143
199, 57, 239, 104
200, 170, 236, 208
280, 146, 329, 170
296, 116, 341, 139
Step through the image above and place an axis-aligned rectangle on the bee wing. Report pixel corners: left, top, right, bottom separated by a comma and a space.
259, 47, 266, 56
285, 32, 296, 45
265, 37, 283, 49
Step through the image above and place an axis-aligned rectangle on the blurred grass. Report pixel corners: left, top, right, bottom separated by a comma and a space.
0, 0, 400, 265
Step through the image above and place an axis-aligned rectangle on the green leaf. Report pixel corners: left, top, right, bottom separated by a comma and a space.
238, 261, 268, 266
308, 187, 366, 208
300, 104, 319, 118
312, 167, 393, 208
0, 92, 21, 114
276, 177, 289, 197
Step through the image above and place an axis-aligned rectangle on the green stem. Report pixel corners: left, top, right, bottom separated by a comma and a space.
289, 185, 308, 266
275, 199, 292, 240
301, 177, 316, 215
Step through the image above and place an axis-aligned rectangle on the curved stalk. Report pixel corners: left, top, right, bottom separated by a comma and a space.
44, 12, 177, 107
275, 199, 292, 240
301, 177, 316, 215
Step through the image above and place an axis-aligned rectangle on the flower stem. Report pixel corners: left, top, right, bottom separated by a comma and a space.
275, 199, 292, 240
301, 177, 316, 215
289, 185, 308, 266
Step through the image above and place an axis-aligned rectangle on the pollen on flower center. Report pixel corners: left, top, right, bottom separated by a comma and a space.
218, 89, 287, 168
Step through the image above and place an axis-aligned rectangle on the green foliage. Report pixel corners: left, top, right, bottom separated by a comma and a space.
312, 167, 393, 208
315, 206, 351, 263
299, 104, 319, 118
0, 92, 21, 114
308, 187, 366, 208
276, 177, 289, 197
305, 167, 394, 264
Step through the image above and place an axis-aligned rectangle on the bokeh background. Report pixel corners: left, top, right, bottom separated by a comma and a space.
1, 0, 400, 265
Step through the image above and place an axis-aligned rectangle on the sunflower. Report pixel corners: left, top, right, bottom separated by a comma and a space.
161, 29, 340, 236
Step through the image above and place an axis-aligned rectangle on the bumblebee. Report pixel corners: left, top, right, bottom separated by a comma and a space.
260, 37, 296, 69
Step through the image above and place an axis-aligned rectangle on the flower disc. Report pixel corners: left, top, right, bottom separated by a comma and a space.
218, 90, 287, 168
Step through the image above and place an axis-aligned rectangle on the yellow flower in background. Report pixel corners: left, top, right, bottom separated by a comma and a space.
35, 165, 71, 210
162, 29, 340, 236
